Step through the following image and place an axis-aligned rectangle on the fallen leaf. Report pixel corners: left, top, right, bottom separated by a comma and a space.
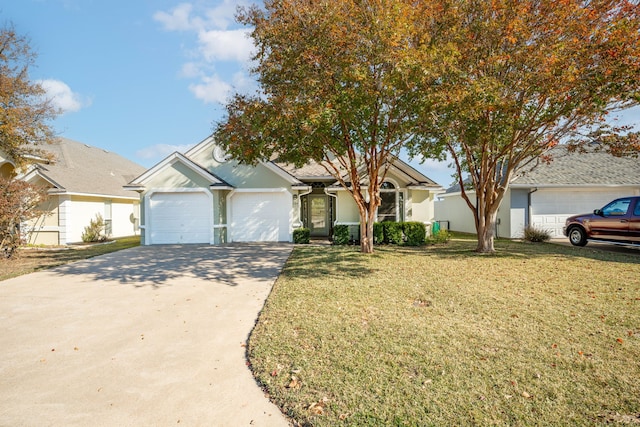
522, 391, 531, 398
271, 370, 278, 377
617, 338, 624, 344
287, 376, 300, 389
74, 347, 79, 351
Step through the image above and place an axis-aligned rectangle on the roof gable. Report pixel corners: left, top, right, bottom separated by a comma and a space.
126, 152, 232, 189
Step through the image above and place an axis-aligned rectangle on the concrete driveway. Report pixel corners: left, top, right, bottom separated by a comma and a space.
0, 244, 293, 427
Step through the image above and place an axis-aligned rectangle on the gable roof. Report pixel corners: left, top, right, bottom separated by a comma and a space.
443, 145, 640, 194
276, 156, 442, 189
511, 145, 640, 187
19, 138, 145, 198
125, 151, 233, 190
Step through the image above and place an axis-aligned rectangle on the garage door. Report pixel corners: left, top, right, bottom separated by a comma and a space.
148, 192, 211, 244
531, 189, 631, 238
230, 191, 292, 242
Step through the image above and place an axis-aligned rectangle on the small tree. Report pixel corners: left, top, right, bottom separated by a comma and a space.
81, 213, 106, 243
0, 178, 48, 257
0, 24, 59, 167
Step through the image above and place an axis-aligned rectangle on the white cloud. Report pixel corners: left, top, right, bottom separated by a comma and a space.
38, 79, 88, 113
153, 3, 202, 32
197, 28, 254, 62
154, 1, 257, 105
189, 74, 232, 104
135, 143, 195, 160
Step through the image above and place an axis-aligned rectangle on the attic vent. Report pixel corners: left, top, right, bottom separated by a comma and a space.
85, 144, 91, 148
103, 149, 109, 153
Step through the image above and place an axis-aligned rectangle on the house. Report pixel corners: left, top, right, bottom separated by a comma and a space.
125, 136, 443, 245
2, 138, 146, 245
434, 146, 640, 239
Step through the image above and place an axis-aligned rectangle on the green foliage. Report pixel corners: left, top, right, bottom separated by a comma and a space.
403, 222, 426, 246
523, 226, 551, 243
81, 213, 106, 243
293, 228, 310, 244
382, 222, 403, 245
428, 229, 451, 245
332, 225, 350, 245
373, 222, 384, 244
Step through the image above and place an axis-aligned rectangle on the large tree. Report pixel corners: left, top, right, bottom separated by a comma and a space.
0, 24, 58, 167
214, 0, 435, 253
409, 0, 640, 253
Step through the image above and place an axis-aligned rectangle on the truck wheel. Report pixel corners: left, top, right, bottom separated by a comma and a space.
568, 226, 587, 247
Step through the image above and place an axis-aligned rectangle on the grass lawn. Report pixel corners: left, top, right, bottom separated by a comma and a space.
249, 235, 640, 426
0, 235, 141, 281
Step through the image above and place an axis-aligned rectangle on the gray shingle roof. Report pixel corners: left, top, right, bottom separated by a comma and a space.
512, 145, 640, 186
34, 138, 146, 198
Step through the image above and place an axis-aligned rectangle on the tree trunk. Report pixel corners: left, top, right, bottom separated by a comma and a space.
475, 209, 497, 253
359, 210, 375, 254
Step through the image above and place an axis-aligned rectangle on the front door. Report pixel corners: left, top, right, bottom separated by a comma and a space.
308, 194, 329, 237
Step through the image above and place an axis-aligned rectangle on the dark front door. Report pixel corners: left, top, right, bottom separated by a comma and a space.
308, 194, 329, 237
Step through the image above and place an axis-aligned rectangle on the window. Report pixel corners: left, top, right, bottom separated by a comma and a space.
377, 181, 403, 222
104, 201, 113, 236
602, 198, 630, 216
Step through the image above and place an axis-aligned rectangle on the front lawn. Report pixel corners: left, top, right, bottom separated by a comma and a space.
249, 236, 640, 426
0, 235, 141, 281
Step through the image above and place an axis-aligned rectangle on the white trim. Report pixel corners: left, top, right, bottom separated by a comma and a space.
184, 135, 215, 158
46, 190, 140, 200
232, 188, 289, 193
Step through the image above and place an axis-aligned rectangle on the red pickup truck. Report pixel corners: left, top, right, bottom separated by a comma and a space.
563, 196, 640, 247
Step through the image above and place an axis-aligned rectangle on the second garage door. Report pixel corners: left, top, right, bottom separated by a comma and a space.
148, 191, 212, 244
531, 189, 631, 238
230, 191, 292, 242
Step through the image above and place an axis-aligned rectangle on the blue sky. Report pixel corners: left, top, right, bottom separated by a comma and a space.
2, 0, 638, 188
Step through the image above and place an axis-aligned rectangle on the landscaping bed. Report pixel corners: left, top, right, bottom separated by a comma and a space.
249, 235, 640, 425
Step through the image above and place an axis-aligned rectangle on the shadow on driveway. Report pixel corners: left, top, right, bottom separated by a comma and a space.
54, 243, 294, 288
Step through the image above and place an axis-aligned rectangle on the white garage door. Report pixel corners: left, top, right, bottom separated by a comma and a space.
230, 191, 292, 242
531, 189, 631, 238
148, 192, 211, 244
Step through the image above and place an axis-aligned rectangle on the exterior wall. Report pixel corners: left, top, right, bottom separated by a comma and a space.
408, 190, 434, 223
434, 194, 477, 234
509, 189, 528, 239
144, 161, 214, 190
335, 191, 360, 224
495, 190, 512, 239
26, 196, 61, 245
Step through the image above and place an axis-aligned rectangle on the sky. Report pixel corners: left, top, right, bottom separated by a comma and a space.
1, 0, 638, 189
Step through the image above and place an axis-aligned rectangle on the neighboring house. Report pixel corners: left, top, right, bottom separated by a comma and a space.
434, 146, 640, 239
1, 138, 146, 245
125, 136, 443, 245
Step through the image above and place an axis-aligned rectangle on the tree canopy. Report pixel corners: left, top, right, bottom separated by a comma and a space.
215, 0, 435, 253
409, 0, 640, 252
0, 24, 59, 168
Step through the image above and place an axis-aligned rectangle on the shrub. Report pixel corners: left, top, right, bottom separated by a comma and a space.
81, 213, 106, 243
428, 229, 451, 244
523, 225, 551, 243
293, 228, 310, 244
403, 222, 426, 246
382, 221, 403, 245
373, 222, 384, 244
332, 224, 350, 245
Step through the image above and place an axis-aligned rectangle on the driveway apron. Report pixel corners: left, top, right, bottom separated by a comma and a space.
0, 244, 293, 427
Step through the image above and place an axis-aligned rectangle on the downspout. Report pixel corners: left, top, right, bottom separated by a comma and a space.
295, 186, 313, 228
325, 188, 338, 239
527, 188, 538, 229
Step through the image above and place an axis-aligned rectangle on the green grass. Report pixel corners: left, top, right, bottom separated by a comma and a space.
0, 235, 141, 281
248, 235, 640, 426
